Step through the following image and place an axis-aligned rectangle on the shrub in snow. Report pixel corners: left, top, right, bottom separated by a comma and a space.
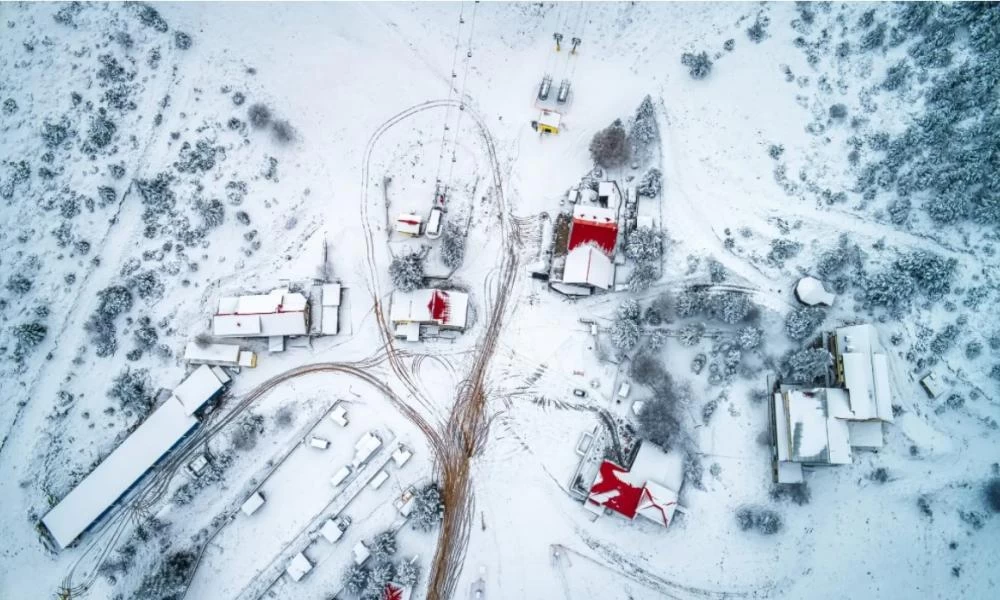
135, 172, 176, 221
770, 482, 811, 505
736, 326, 763, 350
589, 118, 629, 168
248, 104, 272, 129
342, 564, 370, 596
708, 259, 726, 283
895, 251, 957, 301
868, 467, 889, 484
175, 140, 222, 174
108, 367, 154, 414
134, 321, 158, 350
133, 3, 169, 32
174, 31, 192, 50
369, 530, 397, 562
130, 270, 165, 301
197, 198, 225, 228
736, 506, 782, 534
783, 348, 832, 383
2, 98, 16, 115
930, 324, 960, 356
12, 321, 47, 358
747, 14, 770, 42
860, 22, 887, 52
636, 396, 683, 452
440, 221, 466, 269
680, 51, 712, 79
60, 194, 81, 219
828, 104, 848, 120
626, 226, 663, 265
6, 274, 32, 295
674, 289, 706, 318
616, 298, 640, 322
389, 252, 425, 292
784, 306, 826, 341
882, 60, 912, 91
272, 120, 296, 144
232, 414, 265, 451
628, 262, 658, 292
859, 269, 915, 316
53, 1, 84, 27
232, 91, 246, 106
636, 168, 662, 198
627, 95, 658, 151
410, 483, 444, 532
51, 221, 73, 247
42, 117, 72, 148
724, 38, 735, 51
133, 550, 199, 599
985, 478, 1000, 513
690, 353, 706, 375
917, 495, 933, 519
395, 560, 419, 586
643, 305, 662, 326
767, 238, 802, 266
965, 340, 983, 360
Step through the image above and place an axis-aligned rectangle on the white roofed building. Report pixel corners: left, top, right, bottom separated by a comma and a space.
561, 245, 615, 290
213, 288, 309, 338
390, 289, 469, 340
831, 324, 894, 428
795, 276, 836, 306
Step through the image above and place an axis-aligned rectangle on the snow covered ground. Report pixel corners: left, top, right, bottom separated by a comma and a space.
1, 2, 998, 600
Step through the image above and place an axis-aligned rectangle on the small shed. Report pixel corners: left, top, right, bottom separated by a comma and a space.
241, 492, 266, 516
352, 541, 371, 565
391, 446, 413, 467
395, 213, 422, 237
320, 518, 346, 544
286, 552, 313, 582
352, 432, 382, 467
369, 470, 389, 490
535, 110, 561, 134
330, 404, 349, 427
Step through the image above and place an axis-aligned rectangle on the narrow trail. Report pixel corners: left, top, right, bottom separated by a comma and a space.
357, 97, 523, 599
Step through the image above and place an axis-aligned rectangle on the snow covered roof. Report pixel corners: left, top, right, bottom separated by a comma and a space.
636, 481, 679, 527
286, 552, 313, 581
795, 276, 835, 306
213, 289, 309, 337
320, 518, 345, 543
322, 283, 341, 307
171, 365, 226, 416
538, 111, 561, 128
183, 341, 241, 366
568, 205, 618, 254
216, 289, 308, 315
389, 289, 469, 330
597, 181, 622, 208
628, 441, 685, 493
776, 388, 852, 465
585, 445, 681, 527
42, 397, 199, 549
241, 491, 266, 516
395, 213, 422, 235
562, 245, 614, 289
834, 324, 893, 422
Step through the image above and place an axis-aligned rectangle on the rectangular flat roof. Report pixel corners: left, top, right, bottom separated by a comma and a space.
171, 365, 225, 416
42, 398, 198, 549
183, 341, 241, 365
213, 314, 262, 336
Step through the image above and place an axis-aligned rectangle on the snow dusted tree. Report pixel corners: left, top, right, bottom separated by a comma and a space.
610, 316, 640, 354
440, 221, 466, 269
783, 348, 833, 383
894, 251, 957, 301
342, 564, 370, 596
677, 323, 704, 347
626, 226, 663, 264
395, 559, 419, 586
96, 285, 134, 318
784, 306, 826, 341
5, 273, 33, 295
648, 329, 667, 351
986, 478, 1000, 513
636, 168, 662, 198
410, 483, 444, 532
12, 321, 47, 358
627, 95, 659, 156
197, 198, 225, 228
617, 298, 641, 322
389, 252, 425, 292
589, 118, 630, 169
366, 561, 395, 596
628, 262, 658, 292
108, 367, 154, 415
747, 15, 770, 42
130, 270, 164, 300
636, 395, 683, 452
369, 530, 397, 562
708, 292, 753, 324
736, 326, 763, 350
681, 51, 713, 79
674, 289, 706, 318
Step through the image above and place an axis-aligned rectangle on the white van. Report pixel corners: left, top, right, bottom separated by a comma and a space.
426, 207, 444, 239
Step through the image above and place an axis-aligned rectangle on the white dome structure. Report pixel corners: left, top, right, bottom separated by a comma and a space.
795, 276, 835, 306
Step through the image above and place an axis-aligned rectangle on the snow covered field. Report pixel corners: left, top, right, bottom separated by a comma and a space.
1, 2, 998, 600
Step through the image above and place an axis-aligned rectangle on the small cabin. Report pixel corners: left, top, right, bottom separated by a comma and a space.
533, 111, 561, 134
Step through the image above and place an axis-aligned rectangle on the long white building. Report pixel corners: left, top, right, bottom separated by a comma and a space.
212, 288, 309, 338
41, 365, 228, 549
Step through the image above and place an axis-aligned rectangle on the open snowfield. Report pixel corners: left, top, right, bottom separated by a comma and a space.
1, 2, 998, 600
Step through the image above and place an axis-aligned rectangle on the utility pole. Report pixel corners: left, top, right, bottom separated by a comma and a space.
553, 32, 563, 51
571, 37, 581, 54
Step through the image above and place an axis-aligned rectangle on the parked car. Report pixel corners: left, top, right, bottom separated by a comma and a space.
572, 389, 587, 398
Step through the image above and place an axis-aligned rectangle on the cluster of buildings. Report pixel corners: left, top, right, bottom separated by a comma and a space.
211, 283, 342, 351
549, 182, 623, 295
770, 324, 894, 483
389, 288, 469, 342
41, 365, 230, 549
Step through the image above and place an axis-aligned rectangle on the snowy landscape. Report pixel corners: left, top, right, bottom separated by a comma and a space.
1, 2, 999, 599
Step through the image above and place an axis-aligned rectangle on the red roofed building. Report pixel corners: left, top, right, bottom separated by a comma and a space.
584, 442, 682, 528
568, 205, 619, 255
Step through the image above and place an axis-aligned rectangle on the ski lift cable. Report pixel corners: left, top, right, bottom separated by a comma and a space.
435, 0, 467, 186
557, 1, 586, 82
567, 1, 590, 80
445, 0, 479, 190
